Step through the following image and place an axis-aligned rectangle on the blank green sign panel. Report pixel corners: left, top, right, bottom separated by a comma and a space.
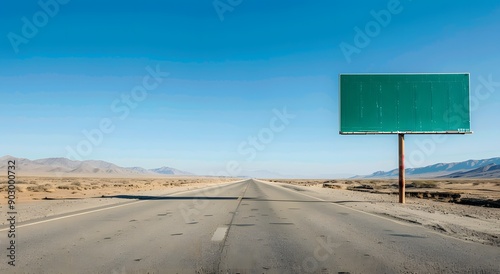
339, 74, 471, 134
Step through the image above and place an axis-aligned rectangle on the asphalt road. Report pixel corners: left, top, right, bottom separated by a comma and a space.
1, 179, 498, 273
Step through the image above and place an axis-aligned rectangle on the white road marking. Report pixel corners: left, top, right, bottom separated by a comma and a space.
0, 200, 146, 231
211, 226, 229, 241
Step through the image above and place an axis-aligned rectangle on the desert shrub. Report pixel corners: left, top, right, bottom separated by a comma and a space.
57, 185, 82, 190
15, 185, 27, 192
410, 181, 438, 188
27, 185, 46, 192
376, 184, 395, 190
27, 184, 54, 192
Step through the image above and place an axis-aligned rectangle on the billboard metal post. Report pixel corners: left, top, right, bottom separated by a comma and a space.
398, 134, 405, 204
339, 73, 471, 204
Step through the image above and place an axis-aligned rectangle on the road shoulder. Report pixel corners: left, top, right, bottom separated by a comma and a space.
260, 179, 500, 247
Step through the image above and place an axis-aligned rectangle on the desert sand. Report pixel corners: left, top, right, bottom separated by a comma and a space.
1, 176, 238, 202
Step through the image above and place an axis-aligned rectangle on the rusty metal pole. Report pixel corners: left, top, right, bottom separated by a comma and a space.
398, 134, 406, 204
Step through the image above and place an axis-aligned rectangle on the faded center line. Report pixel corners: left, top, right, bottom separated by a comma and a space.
216, 180, 252, 270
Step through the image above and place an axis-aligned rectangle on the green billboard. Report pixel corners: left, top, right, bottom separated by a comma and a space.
339, 73, 471, 134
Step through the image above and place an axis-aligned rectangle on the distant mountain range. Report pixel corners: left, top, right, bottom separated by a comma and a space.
442, 163, 500, 178
360, 157, 500, 179
3, 155, 498, 179
0, 155, 193, 177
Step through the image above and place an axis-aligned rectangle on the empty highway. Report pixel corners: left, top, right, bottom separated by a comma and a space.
1, 179, 498, 273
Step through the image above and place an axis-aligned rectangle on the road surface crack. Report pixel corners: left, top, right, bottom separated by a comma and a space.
216, 180, 251, 272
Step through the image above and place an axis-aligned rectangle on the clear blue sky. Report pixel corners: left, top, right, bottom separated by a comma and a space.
1, 0, 499, 177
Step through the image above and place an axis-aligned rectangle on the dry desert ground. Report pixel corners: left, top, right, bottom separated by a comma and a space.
1, 176, 237, 203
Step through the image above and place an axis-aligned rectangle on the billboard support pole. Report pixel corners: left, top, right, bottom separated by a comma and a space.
398, 134, 405, 203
